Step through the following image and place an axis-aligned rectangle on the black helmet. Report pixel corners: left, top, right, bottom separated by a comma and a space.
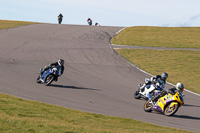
58, 59, 64, 66
161, 72, 168, 80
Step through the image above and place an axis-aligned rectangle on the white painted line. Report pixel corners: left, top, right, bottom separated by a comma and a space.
116, 27, 126, 34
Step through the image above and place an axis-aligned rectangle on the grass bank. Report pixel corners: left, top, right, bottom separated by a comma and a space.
115, 49, 200, 94
111, 26, 200, 48
112, 26, 200, 94
0, 20, 37, 30
0, 93, 194, 133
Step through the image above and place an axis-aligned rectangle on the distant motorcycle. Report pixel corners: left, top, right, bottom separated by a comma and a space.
144, 91, 184, 116
88, 20, 92, 26
58, 18, 62, 24
134, 78, 163, 100
36, 67, 58, 86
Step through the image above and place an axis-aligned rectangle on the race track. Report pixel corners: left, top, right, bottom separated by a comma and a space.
0, 24, 199, 132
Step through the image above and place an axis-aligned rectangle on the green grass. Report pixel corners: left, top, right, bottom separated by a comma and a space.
0, 20, 37, 30
115, 49, 200, 94
111, 26, 200, 48
0, 20, 197, 133
0, 93, 194, 133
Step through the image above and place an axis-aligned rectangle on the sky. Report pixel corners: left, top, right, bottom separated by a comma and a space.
1, 0, 200, 27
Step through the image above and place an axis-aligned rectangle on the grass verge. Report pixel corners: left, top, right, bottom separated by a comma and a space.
0, 93, 194, 133
0, 20, 37, 30
111, 26, 200, 48
115, 49, 200, 94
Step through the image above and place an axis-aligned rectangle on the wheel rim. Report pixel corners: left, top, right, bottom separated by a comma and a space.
46, 76, 52, 82
145, 101, 152, 109
165, 103, 178, 114
46, 75, 53, 84
135, 91, 139, 96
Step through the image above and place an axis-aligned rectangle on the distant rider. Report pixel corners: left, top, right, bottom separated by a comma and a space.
140, 72, 168, 100
40, 59, 65, 81
151, 82, 184, 104
87, 18, 92, 26
95, 22, 99, 26
58, 13, 63, 24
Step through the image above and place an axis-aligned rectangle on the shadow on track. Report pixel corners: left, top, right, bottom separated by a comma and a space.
49, 84, 101, 91
183, 104, 200, 108
173, 115, 200, 120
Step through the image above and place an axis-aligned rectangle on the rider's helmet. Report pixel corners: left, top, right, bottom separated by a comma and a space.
161, 72, 168, 80
175, 82, 184, 93
58, 59, 64, 66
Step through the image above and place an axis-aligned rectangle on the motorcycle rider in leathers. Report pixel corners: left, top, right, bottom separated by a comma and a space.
40, 59, 64, 81
140, 72, 168, 100
151, 82, 184, 104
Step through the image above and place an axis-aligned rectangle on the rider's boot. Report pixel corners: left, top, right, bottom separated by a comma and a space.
54, 76, 58, 82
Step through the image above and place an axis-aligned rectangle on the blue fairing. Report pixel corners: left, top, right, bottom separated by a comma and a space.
40, 68, 58, 83
146, 85, 151, 89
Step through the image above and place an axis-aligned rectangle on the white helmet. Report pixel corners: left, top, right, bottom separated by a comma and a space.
58, 59, 64, 66
175, 82, 184, 92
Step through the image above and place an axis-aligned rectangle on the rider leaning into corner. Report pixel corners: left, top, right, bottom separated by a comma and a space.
151, 82, 184, 104
140, 72, 168, 100
40, 59, 65, 81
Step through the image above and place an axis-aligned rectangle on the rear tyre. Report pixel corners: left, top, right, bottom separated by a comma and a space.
45, 75, 54, 86
144, 100, 153, 112
134, 90, 141, 99
164, 102, 179, 116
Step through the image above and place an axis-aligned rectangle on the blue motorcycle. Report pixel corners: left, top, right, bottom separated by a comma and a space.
36, 67, 59, 86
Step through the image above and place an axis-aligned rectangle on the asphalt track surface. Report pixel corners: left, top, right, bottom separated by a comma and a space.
0, 24, 200, 132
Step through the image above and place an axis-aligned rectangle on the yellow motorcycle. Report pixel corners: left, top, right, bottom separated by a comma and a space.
144, 91, 184, 116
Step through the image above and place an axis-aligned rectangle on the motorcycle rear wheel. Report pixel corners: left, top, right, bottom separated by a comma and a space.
164, 102, 179, 116
144, 100, 153, 112
45, 75, 54, 86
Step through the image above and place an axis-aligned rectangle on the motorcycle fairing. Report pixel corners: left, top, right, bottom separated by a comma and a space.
156, 92, 184, 112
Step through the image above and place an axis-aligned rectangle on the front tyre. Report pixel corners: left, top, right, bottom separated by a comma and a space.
134, 90, 141, 99
164, 102, 179, 116
36, 76, 41, 83
45, 75, 54, 86
144, 100, 153, 112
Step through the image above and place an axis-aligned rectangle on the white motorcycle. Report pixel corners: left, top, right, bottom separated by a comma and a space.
134, 78, 164, 100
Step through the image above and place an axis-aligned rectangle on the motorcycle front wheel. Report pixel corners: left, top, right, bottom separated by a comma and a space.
164, 102, 179, 116
144, 100, 153, 112
36, 76, 41, 83
134, 89, 141, 99
45, 75, 54, 86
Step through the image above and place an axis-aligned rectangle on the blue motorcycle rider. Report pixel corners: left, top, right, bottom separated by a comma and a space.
40, 59, 64, 81
140, 72, 168, 100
